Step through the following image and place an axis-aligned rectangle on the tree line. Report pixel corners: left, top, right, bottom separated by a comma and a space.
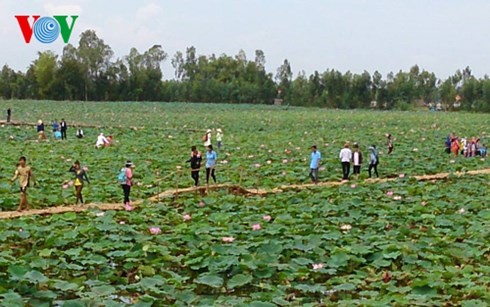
1, 30, 490, 112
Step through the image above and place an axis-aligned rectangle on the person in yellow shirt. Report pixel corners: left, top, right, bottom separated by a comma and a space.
69, 160, 90, 205
11, 156, 34, 211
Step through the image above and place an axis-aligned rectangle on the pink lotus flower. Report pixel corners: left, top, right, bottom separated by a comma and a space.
386, 191, 394, 197
413, 148, 419, 152
312, 263, 324, 270
66, 158, 72, 162
19, 228, 23, 232
393, 196, 402, 201
95, 212, 105, 217
263, 215, 272, 222
149, 227, 161, 235
282, 171, 287, 176
254, 163, 261, 168
220, 160, 229, 164
268, 149, 272, 153
421, 201, 427, 206
248, 155, 255, 158
222, 236, 235, 243
183, 213, 191, 221
199, 201, 205, 207
236, 147, 241, 150
266, 160, 272, 164
260, 144, 266, 148
295, 147, 301, 150
399, 174, 405, 178
450, 160, 456, 163
282, 159, 288, 164
68, 181, 74, 186
125, 203, 134, 211
82, 166, 88, 171
319, 166, 326, 171
459, 208, 465, 214
62, 184, 69, 189
325, 143, 330, 147
252, 223, 261, 230
119, 221, 125, 225
350, 184, 357, 189
176, 165, 182, 169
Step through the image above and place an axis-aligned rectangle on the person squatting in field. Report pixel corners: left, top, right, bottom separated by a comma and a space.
205, 145, 217, 184
186, 146, 202, 186
11, 156, 35, 211
309, 145, 321, 184
69, 161, 90, 205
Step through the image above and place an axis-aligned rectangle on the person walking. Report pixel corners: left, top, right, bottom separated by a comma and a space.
216, 128, 223, 149
339, 142, 352, 181
118, 161, 134, 206
386, 134, 394, 155
60, 118, 68, 140
352, 143, 363, 179
205, 145, 217, 184
52, 119, 59, 134
451, 136, 460, 157
368, 145, 379, 178
69, 160, 90, 205
203, 129, 212, 147
7, 108, 11, 123
186, 146, 202, 186
37, 120, 46, 140
309, 145, 321, 184
11, 156, 34, 211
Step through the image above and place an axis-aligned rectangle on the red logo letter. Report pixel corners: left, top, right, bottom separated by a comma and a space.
15, 15, 40, 43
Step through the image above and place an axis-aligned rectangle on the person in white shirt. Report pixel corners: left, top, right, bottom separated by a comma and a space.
339, 142, 352, 180
203, 129, 212, 147
216, 128, 223, 149
95, 133, 109, 148
76, 128, 84, 139
352, 143, 363, 179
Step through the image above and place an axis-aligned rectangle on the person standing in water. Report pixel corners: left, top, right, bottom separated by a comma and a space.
186, 146, 202, 187
69, 160, 90, 205
205, 145, 217, 184
60, 118, 67, 140
216, 128, 223, 149
368, 145, 379, 178
11, 156, 34, 211
339, 142, 352, 181
309, 145, 321, 184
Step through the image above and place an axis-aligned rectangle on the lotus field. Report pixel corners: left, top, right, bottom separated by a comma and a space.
0, 101, 488, 306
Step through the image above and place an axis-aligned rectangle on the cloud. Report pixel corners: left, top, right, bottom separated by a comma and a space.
136, 3, 162, 20
44, 3, 83, 15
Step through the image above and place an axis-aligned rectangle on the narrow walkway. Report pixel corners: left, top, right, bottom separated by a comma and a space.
0, 168, 488, 220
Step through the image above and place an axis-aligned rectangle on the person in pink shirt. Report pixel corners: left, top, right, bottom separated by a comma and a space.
120, 161, 134, 205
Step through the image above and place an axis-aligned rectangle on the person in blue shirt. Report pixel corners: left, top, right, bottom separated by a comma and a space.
52, 119, 59, 133
368, 145, 379, 178
309, 145, 321, 184
205, 145, 217, 184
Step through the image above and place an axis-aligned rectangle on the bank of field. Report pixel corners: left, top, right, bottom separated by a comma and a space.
0, 101, 488, 305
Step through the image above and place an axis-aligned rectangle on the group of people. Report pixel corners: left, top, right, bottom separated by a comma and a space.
185, 128, 224, 187
310, 142, 381, 183
446, 133, 487, 158
10, 156, 134, 211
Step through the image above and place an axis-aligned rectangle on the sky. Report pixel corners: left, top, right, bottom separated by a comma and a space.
1, 0, 490, 79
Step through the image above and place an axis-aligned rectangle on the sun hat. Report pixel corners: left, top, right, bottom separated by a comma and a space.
125, 160, 133, 167
207, 129, 212, 133
217, 128, 222, 132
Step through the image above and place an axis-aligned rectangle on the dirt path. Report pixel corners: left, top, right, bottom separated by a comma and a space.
1, 168, 488, 220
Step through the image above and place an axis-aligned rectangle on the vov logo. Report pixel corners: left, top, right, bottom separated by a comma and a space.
15, 15, 79, 44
